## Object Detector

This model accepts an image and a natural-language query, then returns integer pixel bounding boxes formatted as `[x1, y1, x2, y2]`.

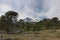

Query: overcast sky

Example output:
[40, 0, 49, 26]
[0, 0, 60, 20]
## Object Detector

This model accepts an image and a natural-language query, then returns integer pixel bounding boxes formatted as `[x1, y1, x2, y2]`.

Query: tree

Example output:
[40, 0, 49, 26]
[18, 19, 24, 30]
[5, 11, 18, 23]
[0, 15, 6, 30]
[51, 17, 58, 23]
[50, 17, 59, 29]
[4, 11, 18, 33]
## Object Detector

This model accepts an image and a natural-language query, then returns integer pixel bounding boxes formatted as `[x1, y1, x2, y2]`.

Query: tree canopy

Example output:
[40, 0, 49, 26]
[0, 11, 60, 33]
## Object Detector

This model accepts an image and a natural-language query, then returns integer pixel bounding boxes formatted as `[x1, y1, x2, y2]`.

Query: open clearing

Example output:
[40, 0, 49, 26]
[0, 29, 60, 40]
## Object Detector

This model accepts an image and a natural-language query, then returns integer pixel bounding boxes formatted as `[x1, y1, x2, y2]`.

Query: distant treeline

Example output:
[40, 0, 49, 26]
[0, 11, 60, 33]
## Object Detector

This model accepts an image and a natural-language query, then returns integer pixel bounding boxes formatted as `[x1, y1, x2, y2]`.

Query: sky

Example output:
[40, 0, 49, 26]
[0, 0, 60, 21]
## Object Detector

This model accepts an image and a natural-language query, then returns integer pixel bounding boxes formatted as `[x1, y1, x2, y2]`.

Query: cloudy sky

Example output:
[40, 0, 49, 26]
[0, 0, 60, 20]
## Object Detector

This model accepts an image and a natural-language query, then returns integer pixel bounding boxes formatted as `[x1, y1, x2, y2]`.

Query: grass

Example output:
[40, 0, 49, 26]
[0, 29, 60, 40]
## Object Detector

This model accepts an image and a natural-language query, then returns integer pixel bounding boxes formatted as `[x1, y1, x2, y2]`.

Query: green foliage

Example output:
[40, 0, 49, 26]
[0, 11, 60, 33]
[0, 11, 18, 33]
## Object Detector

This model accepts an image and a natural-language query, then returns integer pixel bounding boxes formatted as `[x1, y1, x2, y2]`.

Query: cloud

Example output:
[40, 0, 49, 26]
[0, 4, 12, 16]
[44, 0, 60, 19]
[0, 0, 60, 21]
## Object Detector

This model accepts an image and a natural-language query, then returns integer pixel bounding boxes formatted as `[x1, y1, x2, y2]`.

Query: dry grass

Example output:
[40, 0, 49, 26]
[0, 29, 60, 40]
[22, 29, 60, 40]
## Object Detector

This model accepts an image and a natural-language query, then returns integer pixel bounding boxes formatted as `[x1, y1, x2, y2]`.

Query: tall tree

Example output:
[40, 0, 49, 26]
[5, 11, 18, 23]
[4, 11, 18, 33]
